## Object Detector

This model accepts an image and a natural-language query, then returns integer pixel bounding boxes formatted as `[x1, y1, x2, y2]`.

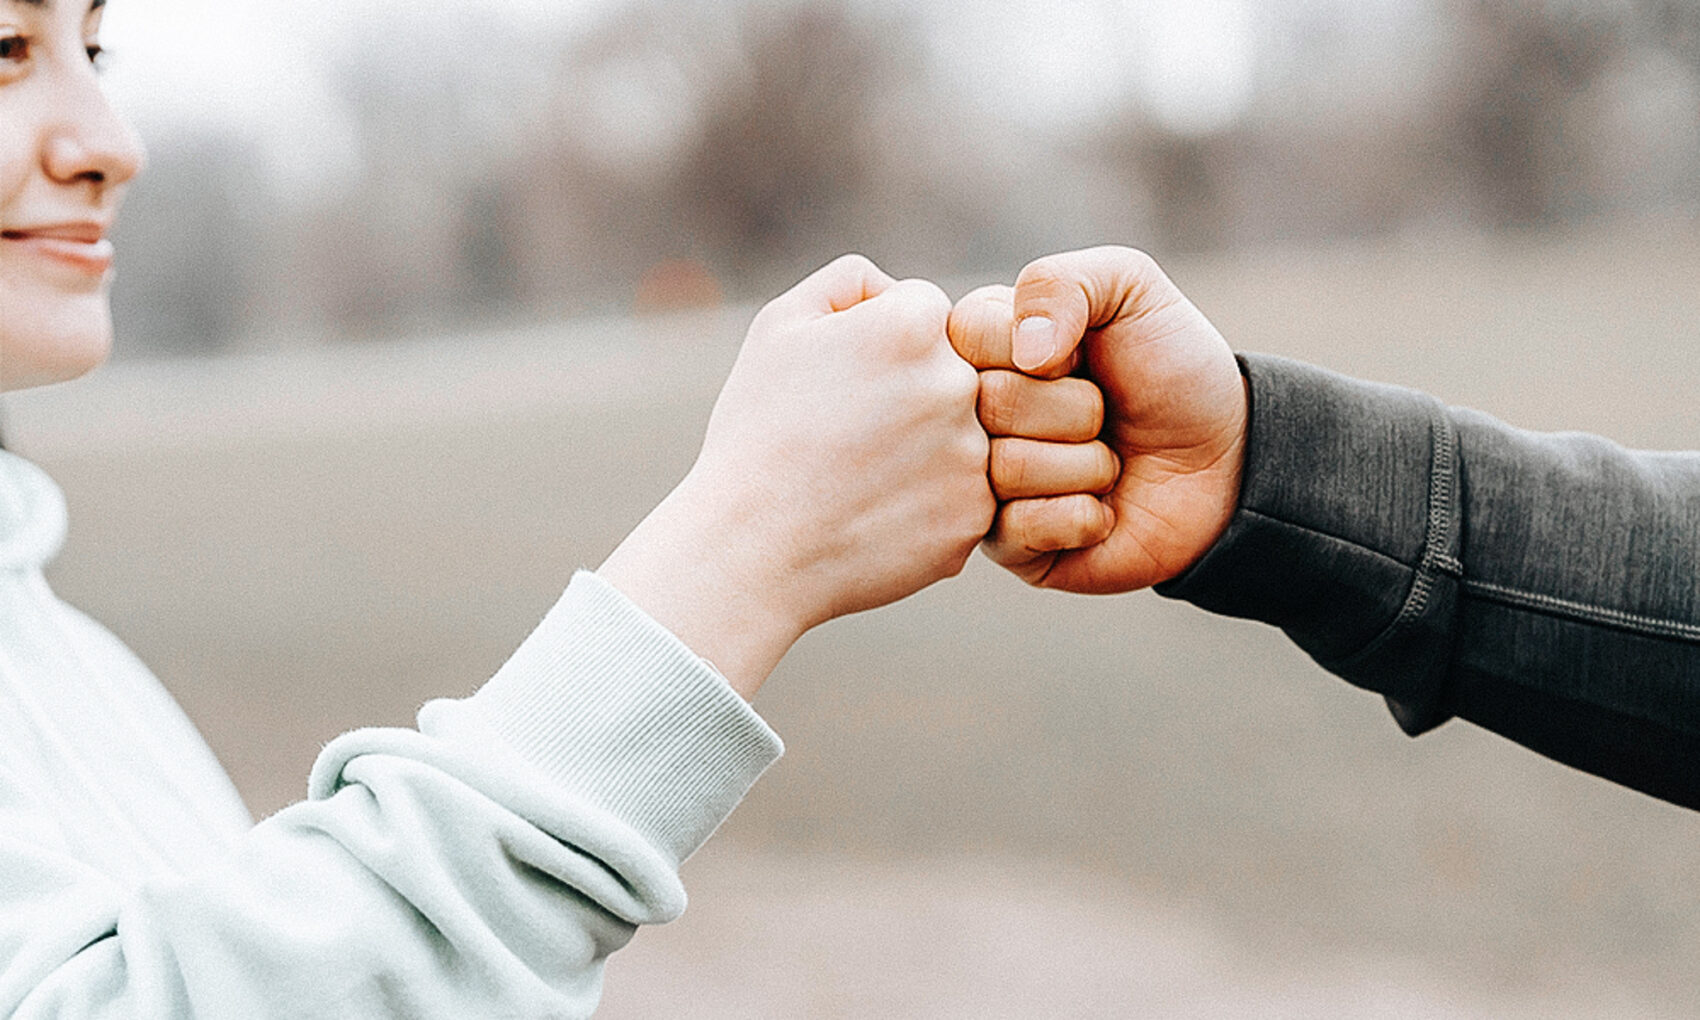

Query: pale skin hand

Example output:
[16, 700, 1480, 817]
[600, 255, 994, 699]
[948, 246, 1249, 593]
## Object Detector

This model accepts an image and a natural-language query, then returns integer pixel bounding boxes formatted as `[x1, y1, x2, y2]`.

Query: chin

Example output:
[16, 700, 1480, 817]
[0, 291, 115, 392]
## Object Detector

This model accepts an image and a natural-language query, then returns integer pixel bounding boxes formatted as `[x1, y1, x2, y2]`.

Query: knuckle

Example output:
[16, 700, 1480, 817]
[947, 298, 1009, 367]
[961, 283, 1013, 305]
[998, 500, 1037, 545]
[831, 252, 878, 277]
[912, 279, 953, 328]
[1092, 442, 1120, 487]
[748, 304, 776, 335]
[947, 328, 985, 367]
[897, 278, 952, 314]
[958, 422, 991, 468]
[945, 352, 981, 401]
[1026, 496, 1088, 551]
[887, 279, 950, 337]
[1057, 377, 1105, 426]
[916, 276, 951, 308]
[749, 294, 788, 332]
[919, 361, 964, 411]
[977, 371, 1019, 434]
[1029, 499, 1069, 548]
[1016, 256, 1068, 293]
[1076, 507, 1102, 544]
[921, 348, 977, 406]
[953, 529, 985, 573]
[1070, 494, 1102, 535]
[972, 503, 995, 534]
[988, 439, 1028, 497]
[1109, 245, 1160, 281]
[1080, 382, 1106, 433]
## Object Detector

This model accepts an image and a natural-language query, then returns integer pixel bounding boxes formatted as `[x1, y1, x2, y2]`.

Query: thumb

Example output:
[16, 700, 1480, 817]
[1010, 246, 1175, 376]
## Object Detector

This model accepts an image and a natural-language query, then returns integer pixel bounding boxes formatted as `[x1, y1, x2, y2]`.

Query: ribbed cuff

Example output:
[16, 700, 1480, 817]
[465, 571, 783, 864]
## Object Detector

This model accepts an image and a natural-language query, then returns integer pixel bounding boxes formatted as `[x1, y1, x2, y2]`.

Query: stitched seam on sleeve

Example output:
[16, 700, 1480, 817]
[1461, 578, 1700, 643]
[1391, 410, 1463, 630]
[1319, 409, 1460, 676]
[1236, 411, 1462, 582]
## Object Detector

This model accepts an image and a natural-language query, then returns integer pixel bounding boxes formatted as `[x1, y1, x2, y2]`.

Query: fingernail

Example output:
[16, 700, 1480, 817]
[1013, 316, 1056, 372]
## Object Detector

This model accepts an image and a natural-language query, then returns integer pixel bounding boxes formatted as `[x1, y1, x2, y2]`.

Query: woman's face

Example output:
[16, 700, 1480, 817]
[0, 0, 142, 392]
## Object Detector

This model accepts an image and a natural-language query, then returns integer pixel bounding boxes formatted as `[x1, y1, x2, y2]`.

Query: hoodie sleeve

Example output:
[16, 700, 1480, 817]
[1, 571, 782, 1018]
[1158, 353, 1700, 808]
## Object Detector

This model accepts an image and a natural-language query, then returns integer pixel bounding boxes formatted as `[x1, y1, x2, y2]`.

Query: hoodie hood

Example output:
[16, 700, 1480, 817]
[0, 451, 67, 572]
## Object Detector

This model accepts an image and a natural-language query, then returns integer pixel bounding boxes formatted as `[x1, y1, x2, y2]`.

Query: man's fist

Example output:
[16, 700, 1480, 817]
[949, 286, 1119, 569]
[949, 246, 1248, 593]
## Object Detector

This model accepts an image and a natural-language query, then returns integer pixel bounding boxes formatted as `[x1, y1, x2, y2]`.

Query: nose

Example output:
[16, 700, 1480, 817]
[42, 75, 146, 192]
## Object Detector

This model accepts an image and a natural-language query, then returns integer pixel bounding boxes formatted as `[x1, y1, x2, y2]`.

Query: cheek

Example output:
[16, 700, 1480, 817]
[0, 95, 27, 211]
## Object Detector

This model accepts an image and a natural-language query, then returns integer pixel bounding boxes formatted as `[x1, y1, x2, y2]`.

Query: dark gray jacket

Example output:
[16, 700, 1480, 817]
[1160, 353, 1700, 809]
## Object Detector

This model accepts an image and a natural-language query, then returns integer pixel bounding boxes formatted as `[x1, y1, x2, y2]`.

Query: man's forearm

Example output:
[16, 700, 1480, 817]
[1159, 353, 1700, 808]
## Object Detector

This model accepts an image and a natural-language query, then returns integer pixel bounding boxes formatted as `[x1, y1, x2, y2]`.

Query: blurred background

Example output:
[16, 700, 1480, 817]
[6, 0, 1700, 1015]
[86, 0, 1700, 352]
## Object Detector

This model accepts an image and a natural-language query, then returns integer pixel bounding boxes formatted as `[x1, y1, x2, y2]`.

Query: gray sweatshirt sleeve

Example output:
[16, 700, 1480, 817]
[1157, 353, 1700, 808]
[2, 571, 782, 1018]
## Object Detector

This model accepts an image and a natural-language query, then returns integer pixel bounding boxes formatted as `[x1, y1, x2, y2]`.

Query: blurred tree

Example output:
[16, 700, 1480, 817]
[1095, 124, 1243, 255]
[109, 129, 258, 356]
[1448, 0, 1629, 227]
[102, 0, 1700, 359]
[302, 13, 525, 336]
[504, 0, 1010, 311]
[675, 2, 910, 282]
[1640, 0, 1700, 69]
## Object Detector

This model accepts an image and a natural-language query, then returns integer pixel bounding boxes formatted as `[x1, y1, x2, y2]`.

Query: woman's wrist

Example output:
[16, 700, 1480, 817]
[596, 475, 812, 700]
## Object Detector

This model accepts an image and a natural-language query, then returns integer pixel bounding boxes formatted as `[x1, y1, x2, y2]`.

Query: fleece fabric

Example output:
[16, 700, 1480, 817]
[0, 449, 781, 1018]
[1160, 353, 1700, 808]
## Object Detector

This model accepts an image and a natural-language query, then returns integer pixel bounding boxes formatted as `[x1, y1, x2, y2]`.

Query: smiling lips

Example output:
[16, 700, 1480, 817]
[1, 223, 115, 275]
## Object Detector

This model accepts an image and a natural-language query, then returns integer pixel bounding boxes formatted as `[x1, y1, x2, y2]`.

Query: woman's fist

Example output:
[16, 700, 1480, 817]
[601, 255, 994, 696]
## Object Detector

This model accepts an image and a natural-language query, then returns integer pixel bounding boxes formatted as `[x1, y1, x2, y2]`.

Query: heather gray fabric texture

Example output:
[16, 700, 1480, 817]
[1159, 353, 1700, 809]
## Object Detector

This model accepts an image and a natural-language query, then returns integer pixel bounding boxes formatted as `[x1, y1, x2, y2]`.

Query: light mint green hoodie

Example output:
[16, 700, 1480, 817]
[0, 450, 782, 1017]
